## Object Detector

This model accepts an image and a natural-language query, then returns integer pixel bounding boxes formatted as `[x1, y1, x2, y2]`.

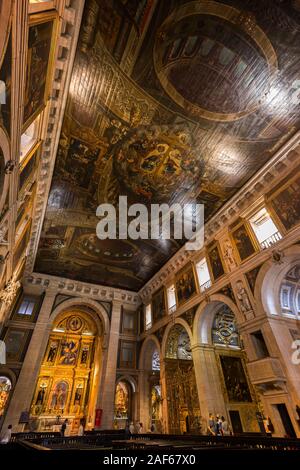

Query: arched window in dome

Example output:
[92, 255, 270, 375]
[152, 350, 160, 371]
[280, 264, 300, 317]
[212, 304, 240, 348]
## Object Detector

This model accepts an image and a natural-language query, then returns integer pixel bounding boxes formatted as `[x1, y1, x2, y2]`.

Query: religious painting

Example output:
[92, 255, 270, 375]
[151, 286, 166, 324]
[59, 339, 78, 365]
[217, 284, 235, 302]
[208, 244, 225, 280]
[13, 221, 31, 271]
[73, 382, 84, 411]
[35, 380, 48, 408]
[3, 327, 31, 362]
[175, 264, 197, 306]
[220, 355, 252, 403]
[80, 344, 89, 364]
[151, 384, 161, 422]
[212, 304, 239, 347]
[63, 137, 99, 190]
[49, 380, 68, 411]
[0, 376, 12, 418]
[269, 174, 300, 231]
[35, 0, 300, 291]
[0, 32, 12, 135]
[231, 224, 256, 262]
[245, 265, 262, 294]
[45, 339, 59, 364]
[23, 13, 56, 130]
[18, 142, 40, 192]
[114, 381, 129, 419]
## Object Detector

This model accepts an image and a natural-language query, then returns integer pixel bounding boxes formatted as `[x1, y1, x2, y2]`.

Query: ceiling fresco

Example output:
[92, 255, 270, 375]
[35, 0, 300, 291]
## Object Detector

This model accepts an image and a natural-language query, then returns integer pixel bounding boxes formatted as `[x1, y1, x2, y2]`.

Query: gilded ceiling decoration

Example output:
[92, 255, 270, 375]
[35, 0, 300, 290]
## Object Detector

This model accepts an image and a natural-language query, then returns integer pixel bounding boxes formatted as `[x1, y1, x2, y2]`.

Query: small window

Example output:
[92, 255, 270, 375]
[14, 295, 39, 321]
[196, 257, 211, 291]
[119, 341, 135, 368]
[18, 298, 35, 316]
[122, 311, 136, 334]
[249, 208, 281, 249]
[20, 115, 40, 162]
[167, 285, 176, 313]
[152, 351, 160, 371]
[145, 304, 152, 330]
[251, 330, 269, 359]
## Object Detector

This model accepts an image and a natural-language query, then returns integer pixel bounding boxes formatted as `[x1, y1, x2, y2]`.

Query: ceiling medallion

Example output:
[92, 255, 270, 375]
[154, 1, 278, 122]
[67, 315, 83, 332]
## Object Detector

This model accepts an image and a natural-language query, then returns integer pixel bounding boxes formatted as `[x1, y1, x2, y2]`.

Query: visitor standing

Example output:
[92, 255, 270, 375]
[0, 424, 12, 444]
[207, 413, 216, 435]
[61, 418, 68, 436]
[78, 422, 84, 436]
[129, 421, 135, 435]
[221, 416, 231, 436]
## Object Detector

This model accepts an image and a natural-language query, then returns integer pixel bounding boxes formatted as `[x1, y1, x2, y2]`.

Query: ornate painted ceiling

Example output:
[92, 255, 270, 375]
[35, 0, 300, 291]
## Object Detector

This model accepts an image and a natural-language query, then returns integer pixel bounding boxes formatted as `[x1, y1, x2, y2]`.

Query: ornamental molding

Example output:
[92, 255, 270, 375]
[0, 272, 21, 307]
[23, 272, 139, 306]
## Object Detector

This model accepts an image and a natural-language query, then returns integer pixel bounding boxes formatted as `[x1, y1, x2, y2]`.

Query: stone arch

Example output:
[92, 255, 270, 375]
[114, 375, 138, 425]
[29, 298, 110, 432]
[49, 297, 110, 346]
[193, 294, 241, 345]
[0, 367, 16, 389]
[139, 335, 161, 370]
[0, 367, 16, 426]
[161, 317, 192, 359]
[116, 374, 138, 393]
[255, 244, 300, 317]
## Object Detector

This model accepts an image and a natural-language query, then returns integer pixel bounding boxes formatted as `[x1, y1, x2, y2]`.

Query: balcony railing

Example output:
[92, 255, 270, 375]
[247, 357, 285, 386]
[168, 304, 176, 314]
[200, 280, 212, 292]
[260, 231, 282, 249]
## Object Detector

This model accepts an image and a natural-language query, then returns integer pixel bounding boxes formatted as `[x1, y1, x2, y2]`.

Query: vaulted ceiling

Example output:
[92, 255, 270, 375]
[35, 0, 300, 291]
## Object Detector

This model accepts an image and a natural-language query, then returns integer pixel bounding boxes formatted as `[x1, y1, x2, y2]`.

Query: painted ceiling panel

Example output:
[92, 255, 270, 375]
[35, 0, 300, 290]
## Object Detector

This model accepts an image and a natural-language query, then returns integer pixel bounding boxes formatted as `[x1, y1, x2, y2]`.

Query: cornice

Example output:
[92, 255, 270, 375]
[23, 272, 140, 306]
[24, 1, 85, 278]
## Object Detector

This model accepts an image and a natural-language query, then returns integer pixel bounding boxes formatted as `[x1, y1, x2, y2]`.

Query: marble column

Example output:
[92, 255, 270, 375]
[192, 344, 226, 420]
[3, 289, 56, 431]
[97, 300, 121, 429]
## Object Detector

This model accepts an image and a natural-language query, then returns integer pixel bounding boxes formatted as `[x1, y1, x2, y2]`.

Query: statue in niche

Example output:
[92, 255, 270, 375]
[223, 239, 237, 270]
[36, 385, 46, 405]
[47, 341, 58, 363]
[177, 333, 192, 360]
[74, 385, 83, 405]
[236, 280, 252, 314]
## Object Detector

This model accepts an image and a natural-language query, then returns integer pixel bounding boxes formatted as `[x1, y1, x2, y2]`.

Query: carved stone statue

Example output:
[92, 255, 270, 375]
[0, 273, 21, 307]
[223, 239, 237, 270]
[0, 229, 8, 245]
[272, 249, 284, 265]
[236, 280, 252, 314]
